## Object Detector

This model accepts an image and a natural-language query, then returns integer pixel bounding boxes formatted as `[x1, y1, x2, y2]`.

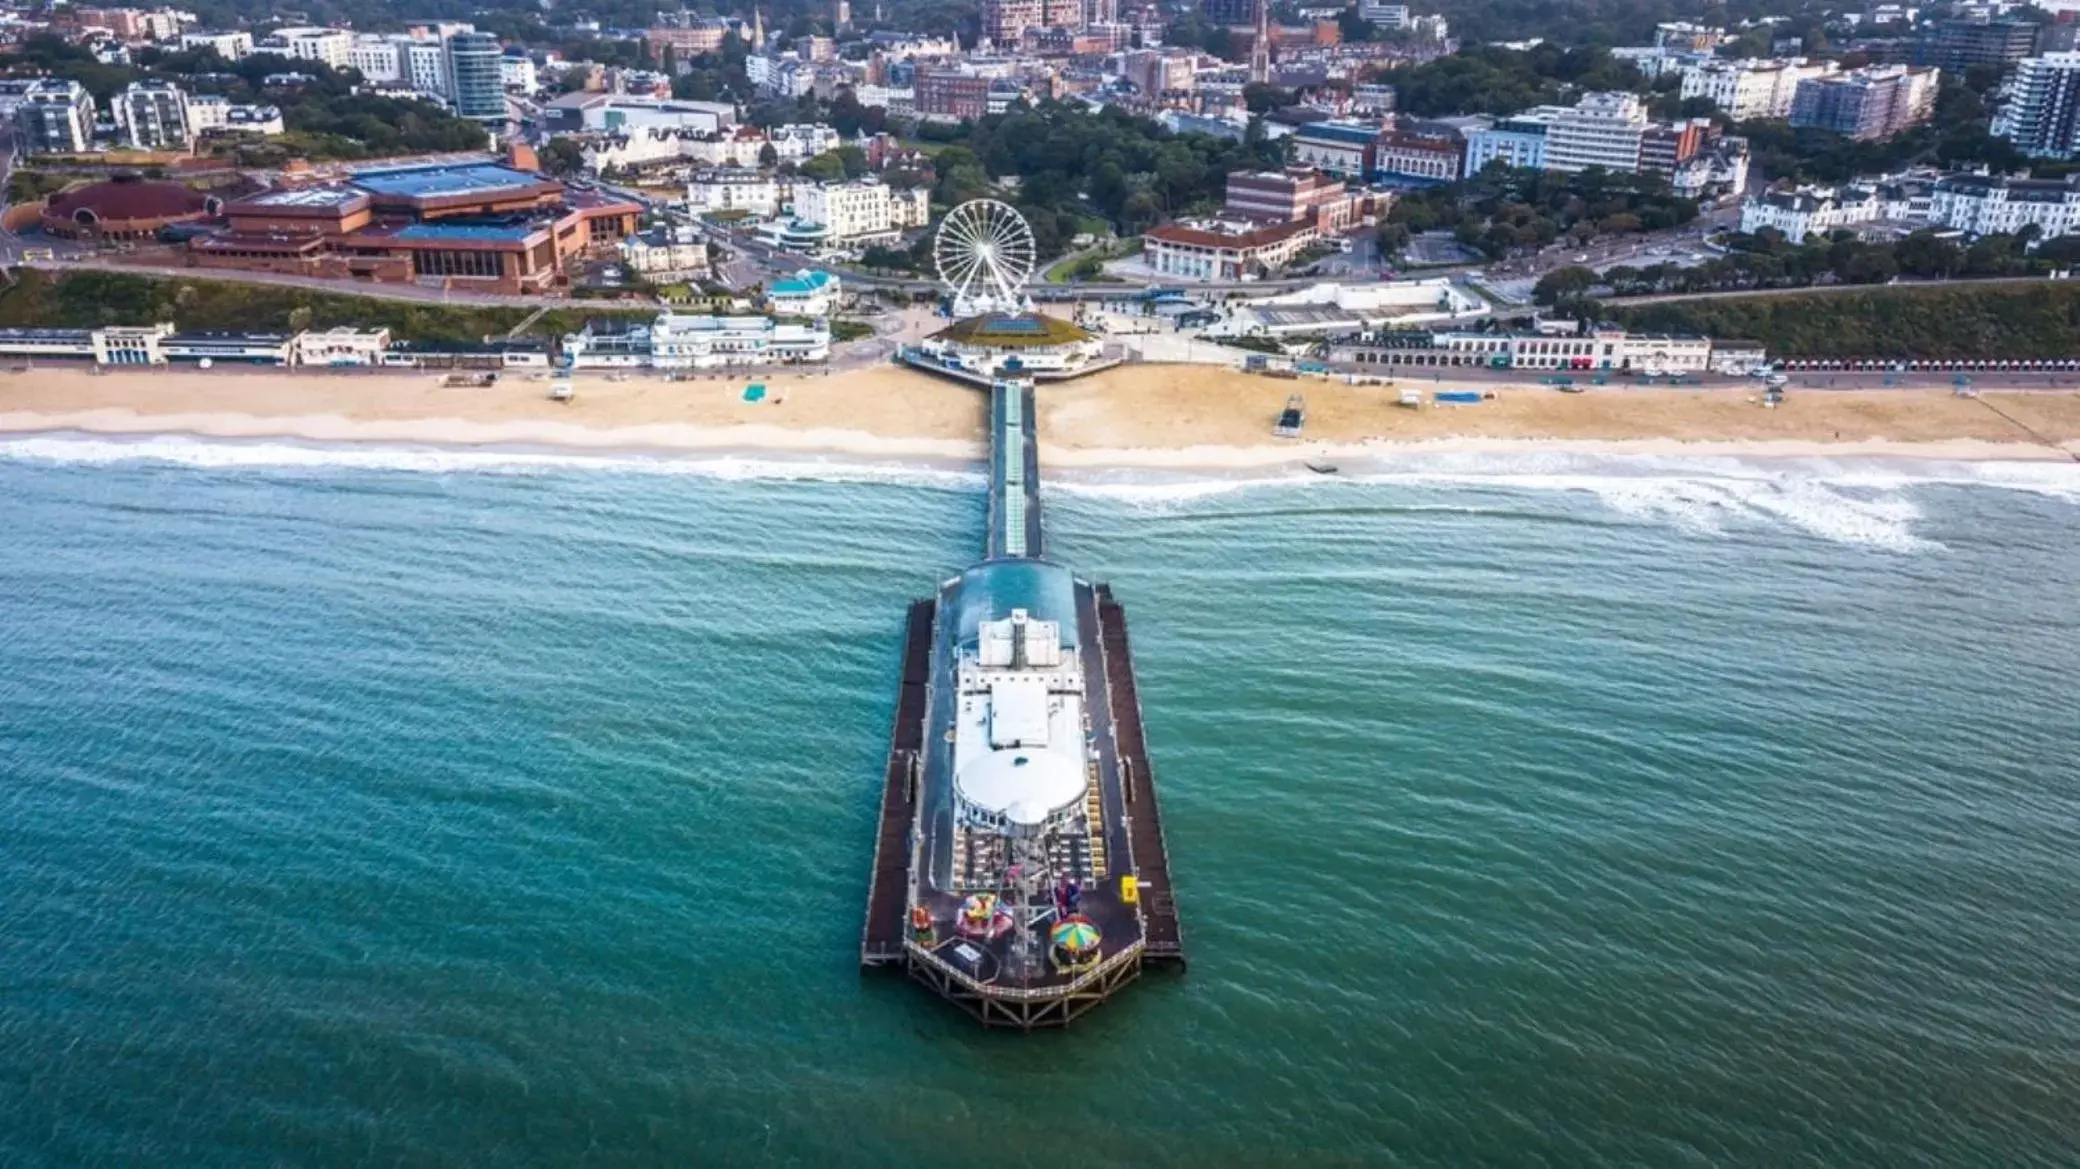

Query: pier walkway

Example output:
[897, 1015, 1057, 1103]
[860, 597, 935, 967]
[985, 380, 1045, 561]
[1097, 584, 1186, 968]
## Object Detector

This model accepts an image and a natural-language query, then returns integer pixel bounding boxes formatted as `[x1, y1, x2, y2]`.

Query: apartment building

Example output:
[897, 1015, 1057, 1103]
[1993, 52, 2080, 158]
[1789, 66, 1939, 141]
[178, 30, 252, 60]
[267, 27, 352, 70]
[1544, 91, 1648, 173]
[16, 80, 97, 155]
[1913, 19, 2039, 72]
[1678, 58, 1837, 121]
[113, 79, 190, 150]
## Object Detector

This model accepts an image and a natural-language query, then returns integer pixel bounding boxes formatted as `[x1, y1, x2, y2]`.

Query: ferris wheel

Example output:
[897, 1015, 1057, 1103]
[934, 199, 1036, 318]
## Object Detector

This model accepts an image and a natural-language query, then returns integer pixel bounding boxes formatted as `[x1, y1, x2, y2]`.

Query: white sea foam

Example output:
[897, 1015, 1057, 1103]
[1052, 450, 2080, 552]
[5, 431, 2075, 551]
[0, 433, 985, 491]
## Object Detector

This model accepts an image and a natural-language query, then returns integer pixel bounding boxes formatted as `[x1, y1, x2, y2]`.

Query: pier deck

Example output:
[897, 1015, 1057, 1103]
[862, 377, 1182, 1025]
[1097, 584, 1186, 969]
[860, 597, 935, 968]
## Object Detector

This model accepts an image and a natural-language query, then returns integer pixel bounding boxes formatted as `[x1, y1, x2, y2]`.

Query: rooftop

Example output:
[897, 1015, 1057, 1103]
[241, 186, 367, 209]
[771, 269, 835, 295]
[349, 163, 552, 201]
[384, 220, 547, 242]
[933, 312, 1092, 349]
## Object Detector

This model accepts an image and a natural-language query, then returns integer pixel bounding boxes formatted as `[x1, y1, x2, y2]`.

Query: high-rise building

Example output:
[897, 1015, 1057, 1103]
[1913, 19, 2039, 73]
[835, 0, 851, 30]
[1678, 58, 1838, 122]
[1994, 51, 2080, 157]
[1201, 0, 1252, 22]
[348, 35, 408, 84]
[178, 30, 253, 61]
[16, 80, 97, 155]
[446, 31, 506, 122]
[114, 79, 192, 150]
[269, 27, 353, 69]
[406, 40, 450, 98]
[1544, 91, 1649, 173]
[981, 0, 1044, 44]
[1789, 65, 1939, 141]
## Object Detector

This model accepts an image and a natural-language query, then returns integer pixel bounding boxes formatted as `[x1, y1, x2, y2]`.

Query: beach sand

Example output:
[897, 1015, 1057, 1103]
[4, 363, 2079, 466]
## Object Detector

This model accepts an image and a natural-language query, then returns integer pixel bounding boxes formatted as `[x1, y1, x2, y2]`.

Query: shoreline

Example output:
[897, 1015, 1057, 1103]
[3, 364, 2079, 472]
[4, 416, 2073, 474]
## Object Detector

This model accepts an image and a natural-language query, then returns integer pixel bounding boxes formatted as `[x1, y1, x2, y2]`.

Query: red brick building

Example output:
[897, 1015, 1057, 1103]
[915, 70, 992, 120]
[190, 162, 640, 295]
[1222, 168, 1361, 235]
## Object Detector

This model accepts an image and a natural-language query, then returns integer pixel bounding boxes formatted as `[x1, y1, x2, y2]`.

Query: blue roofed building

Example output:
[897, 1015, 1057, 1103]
[766, 268, 839, 316]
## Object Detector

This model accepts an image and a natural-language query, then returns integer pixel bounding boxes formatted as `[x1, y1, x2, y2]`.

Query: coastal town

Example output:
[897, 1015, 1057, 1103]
[6, 0, 2080, 1136]
[0, 0, 2077, 445]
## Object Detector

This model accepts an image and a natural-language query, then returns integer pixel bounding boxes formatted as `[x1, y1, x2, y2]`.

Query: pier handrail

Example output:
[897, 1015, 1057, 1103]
[904, 937, 1146, 1002]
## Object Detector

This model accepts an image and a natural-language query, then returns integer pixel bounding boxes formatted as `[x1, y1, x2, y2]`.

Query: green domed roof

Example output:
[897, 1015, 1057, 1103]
[931, 312, 1091, 349]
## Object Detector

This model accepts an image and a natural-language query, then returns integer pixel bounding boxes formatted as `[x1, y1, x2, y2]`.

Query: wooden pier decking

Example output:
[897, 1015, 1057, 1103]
[1096, 584, 1186, 970]
[861, 597, 935, 968]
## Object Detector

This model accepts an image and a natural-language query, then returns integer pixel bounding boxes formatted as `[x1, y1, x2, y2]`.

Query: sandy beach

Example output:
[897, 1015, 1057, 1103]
[4, 363, 2079, 466]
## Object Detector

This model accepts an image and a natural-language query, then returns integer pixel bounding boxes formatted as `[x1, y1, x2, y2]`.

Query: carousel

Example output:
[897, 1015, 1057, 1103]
[1048, 915, 1103, 973]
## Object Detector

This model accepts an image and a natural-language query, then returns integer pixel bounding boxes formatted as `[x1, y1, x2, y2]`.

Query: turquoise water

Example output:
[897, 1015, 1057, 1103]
[4, 437, 2079, 1167]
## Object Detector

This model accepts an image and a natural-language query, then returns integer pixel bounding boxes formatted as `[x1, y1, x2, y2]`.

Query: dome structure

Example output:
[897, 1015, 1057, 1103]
[954, 748, 1087, 837]
[41, 174, 220, 241]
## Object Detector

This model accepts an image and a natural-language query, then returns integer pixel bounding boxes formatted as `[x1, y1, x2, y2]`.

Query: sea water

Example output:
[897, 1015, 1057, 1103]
[2, 436, 2077, 1168]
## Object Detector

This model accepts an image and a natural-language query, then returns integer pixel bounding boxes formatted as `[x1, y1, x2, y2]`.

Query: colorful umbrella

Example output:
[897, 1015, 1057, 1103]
[1050, 918, 1101, 953]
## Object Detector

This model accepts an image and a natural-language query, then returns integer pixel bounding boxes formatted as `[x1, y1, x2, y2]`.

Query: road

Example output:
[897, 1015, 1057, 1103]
[1602, 273, 2073, 307]
[11, 256, 631, 307]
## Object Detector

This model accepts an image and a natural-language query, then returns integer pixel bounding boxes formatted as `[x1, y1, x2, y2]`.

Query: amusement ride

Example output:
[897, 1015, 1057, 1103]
[932, 198, 1037, 319]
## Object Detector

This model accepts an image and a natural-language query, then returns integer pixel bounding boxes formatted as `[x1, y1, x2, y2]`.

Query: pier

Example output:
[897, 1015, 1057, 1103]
[860, 377, 1186, 1028]
[1097, 584, 1185, 969]
[861, 597, 935, 968]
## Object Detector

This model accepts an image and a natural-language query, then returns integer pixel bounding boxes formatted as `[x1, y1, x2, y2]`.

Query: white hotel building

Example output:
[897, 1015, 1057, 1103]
[1542, 92, 1649, 174]
[562, 314, 831, 369]
[790, 179, 930, 244]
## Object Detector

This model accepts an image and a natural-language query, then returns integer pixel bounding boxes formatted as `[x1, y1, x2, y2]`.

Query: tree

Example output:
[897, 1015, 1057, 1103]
[1840, 249, 1898, 285]
[540, 136, 586, 176]
[797, 151, 847, 182]
[758, 143, 779, 168]
[1241, 83, 1291, 114]
[1533, 266, 1598, 305]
